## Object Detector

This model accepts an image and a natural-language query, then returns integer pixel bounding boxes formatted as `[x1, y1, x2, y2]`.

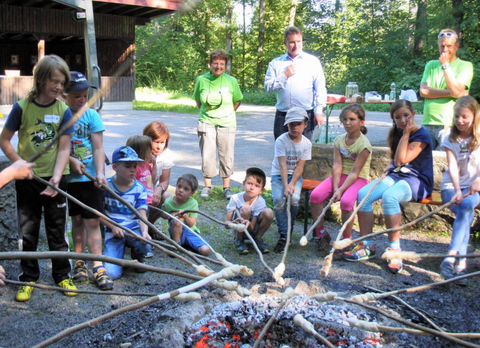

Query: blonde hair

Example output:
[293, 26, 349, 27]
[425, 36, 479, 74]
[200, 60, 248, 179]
[28, 55, 70, 102]
[450, 96, 480, 151]
[126, 135, 152, 161]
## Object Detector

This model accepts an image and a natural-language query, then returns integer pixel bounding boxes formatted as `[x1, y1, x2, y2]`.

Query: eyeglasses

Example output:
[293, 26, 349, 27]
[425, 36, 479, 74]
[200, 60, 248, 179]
[438, 31, 457, 39]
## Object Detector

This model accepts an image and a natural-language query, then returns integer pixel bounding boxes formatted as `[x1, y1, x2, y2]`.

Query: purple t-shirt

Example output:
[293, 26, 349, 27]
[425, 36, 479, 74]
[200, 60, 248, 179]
[387, 126, 433, 201]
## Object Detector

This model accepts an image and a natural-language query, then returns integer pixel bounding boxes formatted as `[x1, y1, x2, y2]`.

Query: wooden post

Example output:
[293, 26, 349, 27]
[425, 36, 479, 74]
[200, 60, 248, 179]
[37, 40, 45, 61]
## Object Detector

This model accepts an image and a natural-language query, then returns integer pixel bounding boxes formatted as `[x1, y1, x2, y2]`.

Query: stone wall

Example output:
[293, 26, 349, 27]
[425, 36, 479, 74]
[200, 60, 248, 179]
[301, 144, 460, 233]
[304, 143, 448, 190]
[0, 157, 19, 251]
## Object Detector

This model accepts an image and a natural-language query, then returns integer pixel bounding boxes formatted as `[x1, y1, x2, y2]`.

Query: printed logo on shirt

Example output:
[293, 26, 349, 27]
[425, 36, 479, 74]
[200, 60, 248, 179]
[339, 146, 357, 161]
[30, 120, 56, 147]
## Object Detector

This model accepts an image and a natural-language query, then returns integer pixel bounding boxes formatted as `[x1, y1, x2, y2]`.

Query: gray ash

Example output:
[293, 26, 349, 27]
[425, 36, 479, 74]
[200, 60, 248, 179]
[185, 295, 382, 347]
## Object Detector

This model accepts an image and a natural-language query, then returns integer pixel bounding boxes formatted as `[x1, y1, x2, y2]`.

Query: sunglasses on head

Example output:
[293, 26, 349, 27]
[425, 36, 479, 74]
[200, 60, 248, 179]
[438, 31, 457, 39]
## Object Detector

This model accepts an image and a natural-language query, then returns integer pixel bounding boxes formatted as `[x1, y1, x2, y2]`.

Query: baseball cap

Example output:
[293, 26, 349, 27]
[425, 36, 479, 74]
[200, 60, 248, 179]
[65, 71, 95, 93]
[284, 107, 308, 125]
[112, 146, 143, 163]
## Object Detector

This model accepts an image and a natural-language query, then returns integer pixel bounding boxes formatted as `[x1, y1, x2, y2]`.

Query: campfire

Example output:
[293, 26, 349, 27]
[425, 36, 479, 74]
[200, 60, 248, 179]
[185, 294, 382, 347]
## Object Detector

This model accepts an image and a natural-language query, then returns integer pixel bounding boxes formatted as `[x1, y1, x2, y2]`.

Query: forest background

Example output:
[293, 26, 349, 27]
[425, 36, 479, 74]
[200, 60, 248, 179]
[134, 0, 480, 105]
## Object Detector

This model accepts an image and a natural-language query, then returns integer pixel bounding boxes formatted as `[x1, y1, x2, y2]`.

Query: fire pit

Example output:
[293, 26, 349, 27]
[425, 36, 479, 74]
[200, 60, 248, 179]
[185, 294, 382, 347]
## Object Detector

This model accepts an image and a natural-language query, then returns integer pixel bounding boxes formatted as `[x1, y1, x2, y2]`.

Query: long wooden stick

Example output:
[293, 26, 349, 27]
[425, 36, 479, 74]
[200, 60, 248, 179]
[253, 288, 295, 348]
[300, 197, 334, 246]
[350, 270, 480, 303]
[33, 175, 199, 268]
[341, 297, 480, 348]
[381, 250, 480, 262]
[3, 279, 156, 297]
[82, 171, 203, 265]
[363, 285, 444, 332]
[33, 265, 243, 348]
[347, 317, 480, 339]
[320, 172, 388, 277]
[0, 251, 201, 280]
[273, 195, 292, 282]
[28, 58, 132, 163]
[333, 191, 471, 251]
[294, 314, 335, 348]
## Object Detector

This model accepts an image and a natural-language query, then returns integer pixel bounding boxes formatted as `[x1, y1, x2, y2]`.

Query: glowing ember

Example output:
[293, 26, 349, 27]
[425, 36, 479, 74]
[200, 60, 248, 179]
[185, 295, 382, 347]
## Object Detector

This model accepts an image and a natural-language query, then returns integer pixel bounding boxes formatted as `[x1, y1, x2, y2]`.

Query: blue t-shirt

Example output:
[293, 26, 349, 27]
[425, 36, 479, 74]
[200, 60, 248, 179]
[68, 108, 105, 183]
[387, 126, 433, 201]
[104, 177, 148, 236]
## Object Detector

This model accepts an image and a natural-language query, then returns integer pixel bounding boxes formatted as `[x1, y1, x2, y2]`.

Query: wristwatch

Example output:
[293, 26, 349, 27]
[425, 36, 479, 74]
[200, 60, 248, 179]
[441, 64, 450, 70]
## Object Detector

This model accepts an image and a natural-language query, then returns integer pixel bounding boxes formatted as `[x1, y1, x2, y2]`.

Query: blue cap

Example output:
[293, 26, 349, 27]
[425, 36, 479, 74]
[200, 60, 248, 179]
[112, 146, 143, 163]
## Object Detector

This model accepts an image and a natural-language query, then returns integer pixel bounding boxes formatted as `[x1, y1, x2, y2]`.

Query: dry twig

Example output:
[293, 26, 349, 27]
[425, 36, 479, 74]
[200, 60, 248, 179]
[333, 191, 470, 251]
[33, 265, 244, 348]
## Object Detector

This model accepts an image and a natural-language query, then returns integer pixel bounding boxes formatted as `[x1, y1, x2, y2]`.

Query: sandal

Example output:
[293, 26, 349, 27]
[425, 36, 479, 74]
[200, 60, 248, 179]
[386, 248, 403, 274]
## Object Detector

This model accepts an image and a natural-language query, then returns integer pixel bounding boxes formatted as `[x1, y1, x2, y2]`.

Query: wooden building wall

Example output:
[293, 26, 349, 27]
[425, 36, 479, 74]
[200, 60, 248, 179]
[0, 3, 137, 103]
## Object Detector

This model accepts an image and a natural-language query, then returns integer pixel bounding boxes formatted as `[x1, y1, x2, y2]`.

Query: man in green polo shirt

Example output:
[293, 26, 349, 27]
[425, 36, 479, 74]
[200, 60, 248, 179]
[420, 28, 473, 149]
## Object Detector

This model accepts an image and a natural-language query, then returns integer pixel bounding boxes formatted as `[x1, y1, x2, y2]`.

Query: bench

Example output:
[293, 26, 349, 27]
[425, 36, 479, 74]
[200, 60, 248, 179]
[301, 179, 446, 235]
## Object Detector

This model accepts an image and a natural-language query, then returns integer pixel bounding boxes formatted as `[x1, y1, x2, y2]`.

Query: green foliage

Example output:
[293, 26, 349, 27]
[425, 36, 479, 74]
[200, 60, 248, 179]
[135, 0, 480, 101]
[241, 88, 276, 105]
[132, 100, 198, 114]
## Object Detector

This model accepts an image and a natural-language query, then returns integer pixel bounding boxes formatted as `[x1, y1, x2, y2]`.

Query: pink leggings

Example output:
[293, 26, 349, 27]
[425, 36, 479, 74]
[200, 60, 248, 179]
[309, 174, 369, 211]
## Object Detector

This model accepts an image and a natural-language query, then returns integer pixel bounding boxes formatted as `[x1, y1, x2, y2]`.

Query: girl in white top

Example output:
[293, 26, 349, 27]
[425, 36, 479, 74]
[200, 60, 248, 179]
[440, 95, 480, 281]
[143, 121, 174, 235]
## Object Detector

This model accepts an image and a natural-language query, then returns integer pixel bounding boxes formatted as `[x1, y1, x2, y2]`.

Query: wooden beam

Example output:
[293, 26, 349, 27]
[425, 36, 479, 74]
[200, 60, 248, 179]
[93, 0, 183, 11]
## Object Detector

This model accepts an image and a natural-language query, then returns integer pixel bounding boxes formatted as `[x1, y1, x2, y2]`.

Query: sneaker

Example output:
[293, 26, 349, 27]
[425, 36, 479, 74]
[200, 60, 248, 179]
[93, 266, 114, 291]
[254, 238, 270, 254]
[133, 255, 147, 273]
[145, 251, 154, 258]
[57, 278, 78, 297]
[15, 282, 35, 302]
[274, 237, 287, 253]
[200, 186, 211, 198]
[386, 248, 403, 274]
[316, 232, 331, 252]
[235, 239, 249, 255]
[454, 267, 468, 286]
[314, 228, 326, 240]
[343, 242, 375, 261]
[223, 187, 233, 199]
[72, 260, 89, 284]
[440, 260, 455, 280]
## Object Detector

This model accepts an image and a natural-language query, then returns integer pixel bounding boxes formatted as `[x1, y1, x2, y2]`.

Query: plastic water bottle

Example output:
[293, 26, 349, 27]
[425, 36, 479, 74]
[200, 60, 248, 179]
[390, 82, 396, 101]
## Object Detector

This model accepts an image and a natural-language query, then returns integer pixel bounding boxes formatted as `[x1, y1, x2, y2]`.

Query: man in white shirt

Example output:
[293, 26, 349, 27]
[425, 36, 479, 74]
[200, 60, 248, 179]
[265, 26, 327, 140]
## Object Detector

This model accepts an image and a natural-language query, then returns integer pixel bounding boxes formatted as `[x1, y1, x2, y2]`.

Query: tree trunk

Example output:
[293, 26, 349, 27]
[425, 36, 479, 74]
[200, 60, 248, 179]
[288, 0, 298, 26]
[255, 0, 266, 87]
[241, 0, 246, 88]
[413, 0, 426, 57]
[225, 0, 233, 74]
[451, 0, 463, 37]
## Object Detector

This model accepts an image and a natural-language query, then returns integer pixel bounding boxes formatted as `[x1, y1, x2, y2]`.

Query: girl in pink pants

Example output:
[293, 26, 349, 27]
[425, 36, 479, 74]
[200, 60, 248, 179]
[309, 104, 372, 251]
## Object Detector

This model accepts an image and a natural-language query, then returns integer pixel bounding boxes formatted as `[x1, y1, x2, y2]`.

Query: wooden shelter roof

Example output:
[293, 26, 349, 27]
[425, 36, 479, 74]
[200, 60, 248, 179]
[1, 0, 183, 23]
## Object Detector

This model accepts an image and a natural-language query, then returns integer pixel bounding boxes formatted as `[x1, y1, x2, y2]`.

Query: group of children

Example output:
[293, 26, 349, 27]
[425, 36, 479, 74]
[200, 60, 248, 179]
[0, 55, 213, 302]
[304, 96, 480, 280]
[1, 54, 477, 302]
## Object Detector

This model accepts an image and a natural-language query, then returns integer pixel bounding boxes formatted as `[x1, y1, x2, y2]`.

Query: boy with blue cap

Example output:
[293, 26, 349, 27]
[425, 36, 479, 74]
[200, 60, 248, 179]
[102, 146, 151, 280]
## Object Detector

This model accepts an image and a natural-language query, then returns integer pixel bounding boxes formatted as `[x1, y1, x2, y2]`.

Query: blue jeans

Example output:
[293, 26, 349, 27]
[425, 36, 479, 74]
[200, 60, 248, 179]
[271, 174, 303, 237]
[103, 231, 149, 280]
[358, 176, 412, 215]
[441, 188, 479, 261]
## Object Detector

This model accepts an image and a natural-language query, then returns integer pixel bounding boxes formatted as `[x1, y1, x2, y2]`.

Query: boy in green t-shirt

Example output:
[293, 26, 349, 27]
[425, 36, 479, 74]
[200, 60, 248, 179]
[161, 174, 211, 256]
